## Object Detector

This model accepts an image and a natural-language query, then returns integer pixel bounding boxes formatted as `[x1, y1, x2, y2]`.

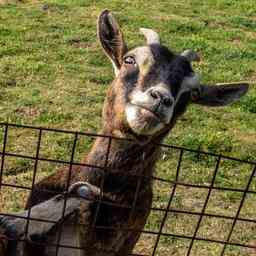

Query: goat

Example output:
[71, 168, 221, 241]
[1, 9, 249, 256]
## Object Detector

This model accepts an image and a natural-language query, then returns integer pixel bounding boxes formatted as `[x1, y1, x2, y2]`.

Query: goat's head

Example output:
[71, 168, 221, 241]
[98, 10, 248, 142]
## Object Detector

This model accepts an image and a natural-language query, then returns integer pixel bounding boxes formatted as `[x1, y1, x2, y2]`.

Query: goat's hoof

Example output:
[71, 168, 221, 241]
[68, 182, 100, 200]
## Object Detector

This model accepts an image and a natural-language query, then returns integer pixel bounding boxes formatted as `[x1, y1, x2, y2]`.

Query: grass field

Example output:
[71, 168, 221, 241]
[0, 0, 256, 255]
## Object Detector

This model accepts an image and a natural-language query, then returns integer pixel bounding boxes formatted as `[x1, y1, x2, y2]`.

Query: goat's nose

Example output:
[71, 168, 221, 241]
[149, 89, 173, 107]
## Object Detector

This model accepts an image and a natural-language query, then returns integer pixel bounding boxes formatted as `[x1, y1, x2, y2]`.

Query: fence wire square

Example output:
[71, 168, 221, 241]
[0, 122, 256, 256]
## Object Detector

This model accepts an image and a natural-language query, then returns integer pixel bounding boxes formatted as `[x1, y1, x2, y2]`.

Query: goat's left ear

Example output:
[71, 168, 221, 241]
[97, 10, 128, 76]
[191, 83, 249, 106]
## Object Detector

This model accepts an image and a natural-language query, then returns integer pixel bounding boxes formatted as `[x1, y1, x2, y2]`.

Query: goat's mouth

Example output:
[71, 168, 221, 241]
[125, 103, 166, 136]
[133, 104, 164, 123]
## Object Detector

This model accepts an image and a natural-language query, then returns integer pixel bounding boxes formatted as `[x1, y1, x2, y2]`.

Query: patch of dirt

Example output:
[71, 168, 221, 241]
[67, 38, 96, 49]
[229, 38, 242, 46]
[206, 21, 227, 29]
[246, 240, 256, 256]
[0, 0, 26, 4]
[233, 130, 256, 145]
[0, 0, 10, 4]
[15, 107, 41, 118]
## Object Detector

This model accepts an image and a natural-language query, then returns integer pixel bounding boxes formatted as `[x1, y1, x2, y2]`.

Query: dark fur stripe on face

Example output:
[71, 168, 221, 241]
[148, 44, 194, 122]
[167, 56, 193, 98]
[149, 44, 193, 98]
[122, 68, 139, 96]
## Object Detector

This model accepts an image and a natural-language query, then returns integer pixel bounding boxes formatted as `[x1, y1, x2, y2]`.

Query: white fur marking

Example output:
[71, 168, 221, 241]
[125, 104, 164, 135]
[110, 59, 120, 76]
[175, 73, 200, 103]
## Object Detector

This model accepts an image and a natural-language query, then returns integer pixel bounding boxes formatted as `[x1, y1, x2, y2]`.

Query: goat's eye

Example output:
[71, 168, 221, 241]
[124, 56, 136, 66]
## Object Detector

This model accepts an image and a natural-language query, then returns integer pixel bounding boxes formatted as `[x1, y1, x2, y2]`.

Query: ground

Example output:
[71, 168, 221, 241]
[0, 0, 255, 255]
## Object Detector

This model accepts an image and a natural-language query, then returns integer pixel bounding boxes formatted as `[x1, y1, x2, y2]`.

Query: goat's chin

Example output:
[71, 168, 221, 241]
[125, 104, 165, 137]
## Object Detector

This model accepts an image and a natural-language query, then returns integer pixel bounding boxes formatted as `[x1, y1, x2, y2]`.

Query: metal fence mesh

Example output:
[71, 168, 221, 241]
[0, 122, 255, 256]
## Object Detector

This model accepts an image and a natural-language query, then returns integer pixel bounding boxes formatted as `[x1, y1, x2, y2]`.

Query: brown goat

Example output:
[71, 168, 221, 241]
[0, 10, 249, 256]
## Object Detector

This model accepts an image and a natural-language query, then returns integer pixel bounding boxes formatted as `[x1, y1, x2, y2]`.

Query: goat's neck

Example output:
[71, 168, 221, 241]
[83, 131, 161, 192]
[87, 135, 160, 173]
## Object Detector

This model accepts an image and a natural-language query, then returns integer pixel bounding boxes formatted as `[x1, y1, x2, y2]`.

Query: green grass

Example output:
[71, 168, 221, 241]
[0, 0, 256, 255]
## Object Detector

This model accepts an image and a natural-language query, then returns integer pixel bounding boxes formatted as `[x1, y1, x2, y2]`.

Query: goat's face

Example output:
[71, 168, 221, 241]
[121, 44, 195, 137]
[98, 10, 248, 142]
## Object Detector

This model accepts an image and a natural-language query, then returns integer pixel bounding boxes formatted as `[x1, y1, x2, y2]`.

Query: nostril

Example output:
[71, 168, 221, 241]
[150, 90, 172, 106]
[163, 97, 172, 107]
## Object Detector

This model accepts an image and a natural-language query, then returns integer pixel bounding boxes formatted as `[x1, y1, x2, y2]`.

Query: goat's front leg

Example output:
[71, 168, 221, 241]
[0, 182, 100, 256]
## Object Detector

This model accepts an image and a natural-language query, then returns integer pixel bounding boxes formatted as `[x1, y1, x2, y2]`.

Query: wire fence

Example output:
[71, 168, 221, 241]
[0, 122, 255, 256]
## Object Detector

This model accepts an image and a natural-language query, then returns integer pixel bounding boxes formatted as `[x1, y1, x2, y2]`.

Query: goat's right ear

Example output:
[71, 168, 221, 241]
[191, 83, 249, 106]
[97, 10, 128, 76]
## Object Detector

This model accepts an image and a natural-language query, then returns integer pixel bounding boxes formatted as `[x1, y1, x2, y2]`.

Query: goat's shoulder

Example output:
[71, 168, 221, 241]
[25, 164, 89, 208]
